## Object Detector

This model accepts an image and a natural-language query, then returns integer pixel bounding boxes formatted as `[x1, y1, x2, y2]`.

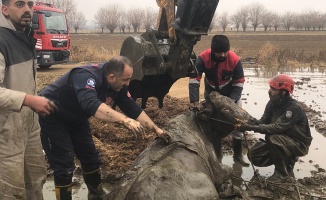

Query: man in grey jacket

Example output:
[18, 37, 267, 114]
[0, 0, 57, 199]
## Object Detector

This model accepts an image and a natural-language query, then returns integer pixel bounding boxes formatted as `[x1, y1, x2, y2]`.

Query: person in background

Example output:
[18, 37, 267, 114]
[0, 0, 57, 199]
[39, 56, 165, 199]
[237, 74, 312, 182]
[189, 34, 249, 166]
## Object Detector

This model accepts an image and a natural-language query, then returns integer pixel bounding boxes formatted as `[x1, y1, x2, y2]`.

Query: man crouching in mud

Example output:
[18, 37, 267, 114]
[236, 74, 312, 182]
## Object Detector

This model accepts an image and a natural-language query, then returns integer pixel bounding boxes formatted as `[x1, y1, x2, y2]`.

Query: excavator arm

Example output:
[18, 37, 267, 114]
[120, 0, 219, 108]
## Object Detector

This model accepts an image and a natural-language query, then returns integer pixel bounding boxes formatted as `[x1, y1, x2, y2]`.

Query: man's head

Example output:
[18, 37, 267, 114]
[2, 0, 34, 31]
[211, 35, 230, 62]
[103, 56, 133, 92]
[268, 74, 294, 102]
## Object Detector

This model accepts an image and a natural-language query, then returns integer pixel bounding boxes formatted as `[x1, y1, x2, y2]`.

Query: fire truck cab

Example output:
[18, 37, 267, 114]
[31, 2, 70, 69]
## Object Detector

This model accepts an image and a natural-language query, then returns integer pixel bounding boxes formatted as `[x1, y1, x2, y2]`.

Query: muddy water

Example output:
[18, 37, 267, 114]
[227, 69, 326, 182]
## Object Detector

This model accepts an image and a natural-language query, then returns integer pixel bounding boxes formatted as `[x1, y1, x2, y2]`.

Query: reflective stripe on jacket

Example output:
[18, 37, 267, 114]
[189, 49, 245, 103]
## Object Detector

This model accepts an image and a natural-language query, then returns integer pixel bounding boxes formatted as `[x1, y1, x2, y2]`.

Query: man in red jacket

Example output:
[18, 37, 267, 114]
[189, 35, 249, 166]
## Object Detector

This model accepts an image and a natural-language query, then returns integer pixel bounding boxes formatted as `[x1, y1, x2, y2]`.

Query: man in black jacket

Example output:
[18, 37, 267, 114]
[39, 56, 164, 199]
[238, 74, 312, 182]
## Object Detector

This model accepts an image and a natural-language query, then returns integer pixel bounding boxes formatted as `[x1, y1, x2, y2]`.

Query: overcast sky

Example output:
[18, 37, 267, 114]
[77, 0, 325, 20]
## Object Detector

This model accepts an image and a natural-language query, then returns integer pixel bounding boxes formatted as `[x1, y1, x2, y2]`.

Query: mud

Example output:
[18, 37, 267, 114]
[41, 67, 326, 199]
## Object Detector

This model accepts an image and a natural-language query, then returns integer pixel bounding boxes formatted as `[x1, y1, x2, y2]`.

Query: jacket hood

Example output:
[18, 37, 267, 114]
[0, 12, 16, 30]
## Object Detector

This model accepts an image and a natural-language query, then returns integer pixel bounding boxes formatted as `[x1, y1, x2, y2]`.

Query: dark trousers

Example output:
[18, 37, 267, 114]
[39, 115, 100, 185]
[248, 134, 306, 167]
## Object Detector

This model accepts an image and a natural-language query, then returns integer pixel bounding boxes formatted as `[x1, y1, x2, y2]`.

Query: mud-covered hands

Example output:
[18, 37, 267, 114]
[189, 101, 203, 111]
[234, 118, 254, 132]
[155, 128, 171, 143]
[122, 117, 145, 140]
[23, 94, 58, 116]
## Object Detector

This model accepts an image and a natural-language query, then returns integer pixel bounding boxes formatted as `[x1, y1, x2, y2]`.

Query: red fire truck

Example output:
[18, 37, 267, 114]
[31, 2, 70, 69]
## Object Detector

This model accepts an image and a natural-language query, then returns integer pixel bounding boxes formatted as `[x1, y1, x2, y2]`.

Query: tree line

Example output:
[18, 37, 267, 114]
[43, 0, 326, 33]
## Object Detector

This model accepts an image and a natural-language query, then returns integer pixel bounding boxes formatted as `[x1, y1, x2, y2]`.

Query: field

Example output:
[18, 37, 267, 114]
[68, 31, 326, 63]
[39, 32, 326, 199]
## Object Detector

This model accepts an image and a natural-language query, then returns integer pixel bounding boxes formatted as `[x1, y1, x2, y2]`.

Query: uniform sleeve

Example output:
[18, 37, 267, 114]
[71, 70, 102, 116]
[0, 52, 26, 113]
[115, 86, 142, 119]
[253, 105, 298, 135]
[189, 56, 205, 103]
[259, 101, 273, 124]
[229, 60, 244, 102]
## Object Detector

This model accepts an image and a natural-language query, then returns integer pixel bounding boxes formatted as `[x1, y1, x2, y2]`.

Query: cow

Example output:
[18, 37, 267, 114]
[105, 92, 254, 200]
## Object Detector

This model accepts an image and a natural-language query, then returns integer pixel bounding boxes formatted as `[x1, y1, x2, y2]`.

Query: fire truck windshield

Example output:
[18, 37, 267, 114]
[43, 11, 68, 34]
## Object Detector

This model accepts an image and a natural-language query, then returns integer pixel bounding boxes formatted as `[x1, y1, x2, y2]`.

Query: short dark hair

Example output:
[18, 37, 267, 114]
[103, 56, 133, 76]
[2, 0, 10, 5]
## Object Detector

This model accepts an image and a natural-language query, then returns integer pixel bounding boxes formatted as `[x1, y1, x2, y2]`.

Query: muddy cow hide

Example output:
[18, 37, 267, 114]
[105, 111, 233, 200]
[105, 91, 254, 200]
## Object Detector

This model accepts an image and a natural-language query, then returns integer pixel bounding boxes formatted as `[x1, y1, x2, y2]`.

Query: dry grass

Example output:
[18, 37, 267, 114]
[69, 32, 326, 74]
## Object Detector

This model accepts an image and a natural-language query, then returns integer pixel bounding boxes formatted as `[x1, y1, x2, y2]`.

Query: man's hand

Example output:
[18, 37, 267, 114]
[122, 117, 145, 140]
[155, 128, 170, 143]
[23, 94, 58, 116]
[234, 118, 254, 132]
[190, 101, 203, 111]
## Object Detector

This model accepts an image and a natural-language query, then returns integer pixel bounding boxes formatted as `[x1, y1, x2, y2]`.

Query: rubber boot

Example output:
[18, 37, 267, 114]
[233, 139, 250, 166]
[83, 169, 105, 200]
[267, 158, 290, 182]
[55, 183, 72, 200]
[286, 156, 298, 178]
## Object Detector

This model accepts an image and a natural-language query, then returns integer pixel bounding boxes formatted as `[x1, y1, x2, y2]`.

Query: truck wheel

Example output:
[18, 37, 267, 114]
[39, 65, 52, 69]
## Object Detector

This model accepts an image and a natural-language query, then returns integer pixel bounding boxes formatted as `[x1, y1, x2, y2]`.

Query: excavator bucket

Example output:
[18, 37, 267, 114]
[120, 0, 219, 108]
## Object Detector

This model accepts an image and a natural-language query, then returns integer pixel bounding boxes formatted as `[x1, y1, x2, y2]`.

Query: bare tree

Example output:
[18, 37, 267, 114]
[239, 6, 250, 31]
[301, 11, 314, 31]
[217, 12, 229, 32]
[271, 13, 281, 31]
[261, 11, 274, 31]
[42, 0, 76, 17]
[118, 10, 127, 34]
[281, 12, 295, 31]
[129, 8, 144, 33]
[307, 11, 321, 31]
[317, 13, 326, 30]
[94, 8, 106, 33]
[143, 7, 157, 30]
[70, 11, 86, 33]
[103, 4, 122, 34]
[292, 13, 303, 31]
[248, 2, 266, 31]
[231, 10, 242, 31]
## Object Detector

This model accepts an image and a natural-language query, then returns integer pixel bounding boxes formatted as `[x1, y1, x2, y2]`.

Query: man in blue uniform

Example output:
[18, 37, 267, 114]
[238, 74, 312, 182]
[39, 56, 164, 199]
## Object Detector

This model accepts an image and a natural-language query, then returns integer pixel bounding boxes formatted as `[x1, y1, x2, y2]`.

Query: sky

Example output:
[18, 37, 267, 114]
[77, 0, 326, 20]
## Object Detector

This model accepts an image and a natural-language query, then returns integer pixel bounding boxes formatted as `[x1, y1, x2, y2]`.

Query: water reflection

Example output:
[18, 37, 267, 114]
[235, 70, 326, 182]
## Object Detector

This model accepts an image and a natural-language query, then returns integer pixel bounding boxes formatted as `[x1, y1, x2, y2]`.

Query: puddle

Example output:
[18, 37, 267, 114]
[232, 69, 326, 183]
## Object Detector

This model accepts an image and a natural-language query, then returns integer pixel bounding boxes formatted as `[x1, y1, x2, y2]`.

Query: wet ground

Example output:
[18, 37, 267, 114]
[42, 68, 326, 199]
[237, 69, 326, 181]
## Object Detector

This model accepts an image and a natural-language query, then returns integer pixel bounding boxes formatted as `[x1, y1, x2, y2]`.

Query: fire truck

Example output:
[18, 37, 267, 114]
[31, 2, 70, 69]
